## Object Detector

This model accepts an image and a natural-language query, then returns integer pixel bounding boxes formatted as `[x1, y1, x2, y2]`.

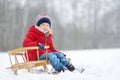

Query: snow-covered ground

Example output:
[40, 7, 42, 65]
[0, 48, 120, 80]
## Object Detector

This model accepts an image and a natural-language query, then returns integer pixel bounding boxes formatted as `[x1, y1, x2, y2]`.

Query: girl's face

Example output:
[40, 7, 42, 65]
[39, 23, 50, 33]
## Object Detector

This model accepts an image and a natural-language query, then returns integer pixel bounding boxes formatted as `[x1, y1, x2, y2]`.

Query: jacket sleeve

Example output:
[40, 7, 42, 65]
[23, 32, 38, 47]
[48, 35, 56, 51]
[48, 35, 66, 56]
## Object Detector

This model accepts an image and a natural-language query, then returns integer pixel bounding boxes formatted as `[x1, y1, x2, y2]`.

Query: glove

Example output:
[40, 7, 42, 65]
[38, 43, 44, 50]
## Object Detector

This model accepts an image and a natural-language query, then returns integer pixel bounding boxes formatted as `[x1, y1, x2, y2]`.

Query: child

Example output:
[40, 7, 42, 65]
[23, 13, 75, 73]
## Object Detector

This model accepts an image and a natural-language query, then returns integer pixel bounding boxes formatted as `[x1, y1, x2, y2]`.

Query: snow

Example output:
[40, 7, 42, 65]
[0, 48, 120, 80]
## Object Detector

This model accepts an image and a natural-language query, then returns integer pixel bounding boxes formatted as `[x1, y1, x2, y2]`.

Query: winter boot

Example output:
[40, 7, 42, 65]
[66, 64, 75, 71]
[51, 71, 60, 75]
[52, 68, 65, 75]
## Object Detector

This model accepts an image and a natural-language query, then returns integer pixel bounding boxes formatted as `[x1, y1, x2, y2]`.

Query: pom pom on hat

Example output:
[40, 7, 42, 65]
[35, 13, 51, 27]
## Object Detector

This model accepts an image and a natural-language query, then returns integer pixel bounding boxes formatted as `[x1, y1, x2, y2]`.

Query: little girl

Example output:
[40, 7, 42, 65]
[23, 13, 75, 73]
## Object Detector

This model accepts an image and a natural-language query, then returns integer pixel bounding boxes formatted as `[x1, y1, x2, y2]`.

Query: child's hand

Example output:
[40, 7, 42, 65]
[44, 28, 51, 34]
[38, 43, 44, 50]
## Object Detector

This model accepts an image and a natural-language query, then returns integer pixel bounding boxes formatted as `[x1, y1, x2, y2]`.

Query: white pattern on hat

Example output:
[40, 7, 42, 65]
[35, 13, 51, 25]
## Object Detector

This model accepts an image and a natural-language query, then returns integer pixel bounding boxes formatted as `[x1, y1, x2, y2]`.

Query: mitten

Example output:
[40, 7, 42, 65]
[38, 43, 44, 50]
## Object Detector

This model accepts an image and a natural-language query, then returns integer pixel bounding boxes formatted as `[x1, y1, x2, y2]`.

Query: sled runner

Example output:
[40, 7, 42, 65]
[7, 46, 70, 75]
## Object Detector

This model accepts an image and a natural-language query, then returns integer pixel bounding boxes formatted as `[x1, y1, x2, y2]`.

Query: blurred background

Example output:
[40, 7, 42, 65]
[0, 0, 120, 51]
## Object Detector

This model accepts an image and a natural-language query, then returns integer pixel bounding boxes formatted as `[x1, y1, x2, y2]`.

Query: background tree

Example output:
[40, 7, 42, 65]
[0, 0, 120, 51]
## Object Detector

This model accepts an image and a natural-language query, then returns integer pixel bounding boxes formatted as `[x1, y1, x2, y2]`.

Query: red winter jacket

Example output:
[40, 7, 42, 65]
[23, 25, 61, 61]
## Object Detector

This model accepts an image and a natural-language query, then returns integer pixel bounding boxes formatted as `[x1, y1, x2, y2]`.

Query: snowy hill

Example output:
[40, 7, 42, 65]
[0, 49, 120, 80]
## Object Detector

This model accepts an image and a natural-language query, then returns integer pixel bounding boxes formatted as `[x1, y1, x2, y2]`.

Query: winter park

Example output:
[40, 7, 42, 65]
[1, 0, 120, 80]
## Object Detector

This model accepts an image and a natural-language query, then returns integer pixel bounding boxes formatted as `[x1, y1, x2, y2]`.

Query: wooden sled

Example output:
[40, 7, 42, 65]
[7, 46, 50, 75]
[7, 46, 70, 75]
